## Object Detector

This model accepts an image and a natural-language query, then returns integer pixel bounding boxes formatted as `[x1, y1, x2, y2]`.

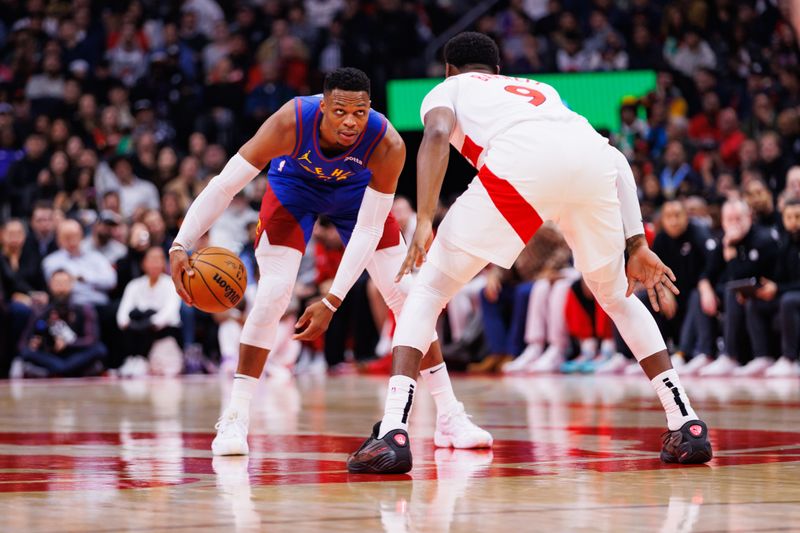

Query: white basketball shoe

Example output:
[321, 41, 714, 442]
[434, 403, 493, 449]
[212, 410, 250, 456]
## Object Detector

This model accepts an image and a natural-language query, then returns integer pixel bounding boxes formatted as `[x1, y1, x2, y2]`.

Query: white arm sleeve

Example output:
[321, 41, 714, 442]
[174, 153, 261, 250]
[329, 187, 395, 301]
[611, 146, 645, 240]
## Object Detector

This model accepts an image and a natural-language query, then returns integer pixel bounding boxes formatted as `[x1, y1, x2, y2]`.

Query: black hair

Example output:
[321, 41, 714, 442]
[784, 198, 800, 209]
[323, 67, 370, 96]
[444, 32, 500, 70]
[51, 268, 73, 279]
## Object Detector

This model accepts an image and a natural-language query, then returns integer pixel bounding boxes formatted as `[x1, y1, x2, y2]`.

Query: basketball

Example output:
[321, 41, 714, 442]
[182, 247, 247, 313]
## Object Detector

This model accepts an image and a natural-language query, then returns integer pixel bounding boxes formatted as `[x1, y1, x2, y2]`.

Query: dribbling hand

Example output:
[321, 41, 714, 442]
[625, 243, 679, 313]
[396, 220, 434, 282]
[169, 247, 195, 306]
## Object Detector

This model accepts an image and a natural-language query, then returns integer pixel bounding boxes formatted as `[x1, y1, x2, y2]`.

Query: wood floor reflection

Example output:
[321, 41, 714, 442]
[1, 374, 798, 532]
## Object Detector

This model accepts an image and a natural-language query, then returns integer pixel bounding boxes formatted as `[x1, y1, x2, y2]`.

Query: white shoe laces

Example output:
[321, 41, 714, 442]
[441, 404, 481, 433]
[215, 412, 247, 437]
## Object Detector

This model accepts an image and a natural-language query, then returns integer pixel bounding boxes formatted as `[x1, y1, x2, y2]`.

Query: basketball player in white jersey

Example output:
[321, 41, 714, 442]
[345, 32, 713, 473]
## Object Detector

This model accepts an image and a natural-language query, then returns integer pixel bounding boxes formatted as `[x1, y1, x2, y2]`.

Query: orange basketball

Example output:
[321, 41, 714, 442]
[182, 247, 247, 313]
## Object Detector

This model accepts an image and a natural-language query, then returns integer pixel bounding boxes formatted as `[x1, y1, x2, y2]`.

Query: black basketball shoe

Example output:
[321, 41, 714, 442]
[660, 420, 713, 464]
[347, 421, 413, 474]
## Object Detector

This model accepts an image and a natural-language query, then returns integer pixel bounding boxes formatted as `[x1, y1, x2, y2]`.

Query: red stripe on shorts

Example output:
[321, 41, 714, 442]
[255, 183, 306, 253]
[461, 135, 482, 167]
[477, 165, 543, 243]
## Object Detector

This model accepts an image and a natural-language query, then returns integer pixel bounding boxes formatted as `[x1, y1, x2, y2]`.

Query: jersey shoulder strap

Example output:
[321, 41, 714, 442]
[359, 109, 388, 165]
[290, 96, 322, 158]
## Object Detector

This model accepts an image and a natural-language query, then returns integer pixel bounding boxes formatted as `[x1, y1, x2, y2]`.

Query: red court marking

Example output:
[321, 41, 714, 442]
[0, 427, 798, 492]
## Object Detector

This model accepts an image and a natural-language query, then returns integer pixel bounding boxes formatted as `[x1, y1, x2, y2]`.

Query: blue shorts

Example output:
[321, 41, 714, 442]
[254, 172, 401, 252]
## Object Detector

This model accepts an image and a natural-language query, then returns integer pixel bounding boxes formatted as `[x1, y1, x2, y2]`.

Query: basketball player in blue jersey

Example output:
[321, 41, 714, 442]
[169, 68, 493, 456]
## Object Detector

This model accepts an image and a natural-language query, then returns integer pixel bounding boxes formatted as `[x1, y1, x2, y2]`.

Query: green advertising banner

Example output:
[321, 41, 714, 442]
[387, 70, 657, 132]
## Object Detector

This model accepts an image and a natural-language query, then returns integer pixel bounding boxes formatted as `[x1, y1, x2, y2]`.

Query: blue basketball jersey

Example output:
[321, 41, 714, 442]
[256, 96, 392, 250]
[268, 96, 388, 186]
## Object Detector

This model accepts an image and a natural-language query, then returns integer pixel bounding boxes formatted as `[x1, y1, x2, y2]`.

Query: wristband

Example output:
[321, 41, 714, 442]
[169, 244, 186, 254]
[320, 297, 338, 313]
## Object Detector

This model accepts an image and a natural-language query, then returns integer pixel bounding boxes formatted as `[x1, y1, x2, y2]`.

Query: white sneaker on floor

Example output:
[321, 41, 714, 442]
[502, 344, 542, 373]
[265, 362, 293, 381]
[212, 410, 250, 456]
[670, 353, 686, 370]
[595, 353, 631, 375]
[434, 403, 493, 449]
[764, 357, 800, 378]
[698, 355, 739, 376]
[679, 354, 712, 376]
[624, 359, 644, 375]
[732, 356, 773, 377]
[9, 358, 24, 379]
[525, 345, 564, 373]
[308, 352, 327, 375]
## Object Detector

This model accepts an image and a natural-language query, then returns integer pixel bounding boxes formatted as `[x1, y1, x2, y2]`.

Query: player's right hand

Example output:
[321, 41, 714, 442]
[396, 220, 434, 282]
[625, 245, 678, 313]
[169, 248, 195, 305]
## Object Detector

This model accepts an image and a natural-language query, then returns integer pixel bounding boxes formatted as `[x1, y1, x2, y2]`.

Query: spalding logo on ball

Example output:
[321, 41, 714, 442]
[182, 247, 247, 313]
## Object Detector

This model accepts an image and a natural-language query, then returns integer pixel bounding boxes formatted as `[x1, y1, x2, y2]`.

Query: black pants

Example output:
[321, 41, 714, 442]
[122, 326, 182, 359]
[21, 344, 107, 377]
[722, 288, 752, 364]
[679, 289, 717, 358]
[324, 275, 378, 366]
[745, 291, 800, 361]
[96, 301, 123, 368]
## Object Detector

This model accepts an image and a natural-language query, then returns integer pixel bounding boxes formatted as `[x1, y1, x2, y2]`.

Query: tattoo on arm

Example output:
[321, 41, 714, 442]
[625, 234, 647, 256]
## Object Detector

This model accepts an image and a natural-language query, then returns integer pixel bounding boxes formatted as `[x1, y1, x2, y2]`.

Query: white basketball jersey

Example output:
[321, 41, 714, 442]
[419, 73, 595, 168]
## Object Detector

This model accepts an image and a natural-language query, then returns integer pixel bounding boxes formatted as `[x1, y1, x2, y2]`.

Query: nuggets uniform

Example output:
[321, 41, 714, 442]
[420, 73, 623, 274]
[256, 95, 400, 252]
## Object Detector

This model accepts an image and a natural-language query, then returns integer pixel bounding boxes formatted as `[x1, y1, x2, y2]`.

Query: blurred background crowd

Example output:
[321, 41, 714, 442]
[0, 0, 799, 380]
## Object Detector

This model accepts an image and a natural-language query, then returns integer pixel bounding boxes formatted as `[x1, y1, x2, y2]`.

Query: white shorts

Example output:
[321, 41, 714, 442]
[436, 121, 625, 273]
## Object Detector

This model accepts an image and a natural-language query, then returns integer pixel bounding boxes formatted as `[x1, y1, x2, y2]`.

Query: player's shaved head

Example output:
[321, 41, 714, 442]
[323, 67, 370, 96]
[444, 32, 500, 71]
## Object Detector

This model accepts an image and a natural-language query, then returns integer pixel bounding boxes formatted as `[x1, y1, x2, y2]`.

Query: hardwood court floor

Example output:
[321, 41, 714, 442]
[1, 373, 799, 532]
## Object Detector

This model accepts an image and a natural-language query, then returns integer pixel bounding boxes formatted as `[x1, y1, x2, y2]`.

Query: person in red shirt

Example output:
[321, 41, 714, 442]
[718, 108, 747, 169]
[688, 92, 721, 143]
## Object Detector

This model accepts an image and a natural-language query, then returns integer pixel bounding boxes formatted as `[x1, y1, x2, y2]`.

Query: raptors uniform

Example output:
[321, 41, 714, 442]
[256, 95, 400, 253]
[393, 71, 664, 365]
[420, 73, 623, 276]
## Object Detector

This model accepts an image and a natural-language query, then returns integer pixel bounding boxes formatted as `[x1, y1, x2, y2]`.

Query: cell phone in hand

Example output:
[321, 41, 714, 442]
[725, 277, 760, 298]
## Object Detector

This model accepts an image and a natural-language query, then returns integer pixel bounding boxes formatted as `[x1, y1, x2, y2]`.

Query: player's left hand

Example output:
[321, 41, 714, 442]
[625, 244, 679, 313]
[293, 300, 334, 341]
[396, 219, 434, 282]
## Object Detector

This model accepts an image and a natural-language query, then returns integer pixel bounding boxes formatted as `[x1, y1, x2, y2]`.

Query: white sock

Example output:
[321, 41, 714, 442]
[379, 375, 417, 438]
[228, 373, 258, 416]
[420, 363, 459, 417]
[651, 369, 698, 430]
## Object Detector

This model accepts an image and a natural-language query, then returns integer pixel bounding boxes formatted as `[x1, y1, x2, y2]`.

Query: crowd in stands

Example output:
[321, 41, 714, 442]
[0, 0, 799, 379]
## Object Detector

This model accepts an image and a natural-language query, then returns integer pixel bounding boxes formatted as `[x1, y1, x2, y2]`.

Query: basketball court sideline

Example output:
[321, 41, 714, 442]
[1, 374, 798, 532]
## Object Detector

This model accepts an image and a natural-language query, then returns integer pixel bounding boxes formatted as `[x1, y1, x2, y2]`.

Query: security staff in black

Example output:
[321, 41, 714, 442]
[700, 199, 779, 372]
[744, 199, 800, 369]
[652, 200, 716, 347]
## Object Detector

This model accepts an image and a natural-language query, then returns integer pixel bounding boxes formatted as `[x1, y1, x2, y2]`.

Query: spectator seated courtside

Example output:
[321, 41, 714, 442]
[18, 270, 107, 377]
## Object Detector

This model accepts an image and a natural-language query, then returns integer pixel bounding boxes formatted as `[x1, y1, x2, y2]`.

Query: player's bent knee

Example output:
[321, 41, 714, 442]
[240, 276, 295, 350]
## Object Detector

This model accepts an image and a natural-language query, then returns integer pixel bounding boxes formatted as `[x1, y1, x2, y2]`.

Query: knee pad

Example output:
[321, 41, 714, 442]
[392, 262, 464, 353]
[367, 244, 411, 316]
[239, 241, 302, 351]
[240, 275, 295, 350]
